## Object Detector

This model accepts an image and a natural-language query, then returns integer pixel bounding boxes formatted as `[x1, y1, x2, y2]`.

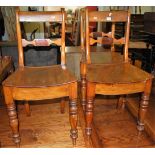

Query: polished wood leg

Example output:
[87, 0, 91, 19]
[86, 97, 94, 137]
[69, 98, 78, 146]
[3, 86, 20, 147]
[60, 98, 65, 114]
[137, 93, 149, 131]
[122, 95, 127, 109]
[69, 83, 78, 146]
[117, 95, 126, 109]
[80, 62, 86, 111]
[137, 79, 152, 131]
[24, 101, 31, 116]
[85, 82, 95, 137]
[7, 103, 20, 147]
[81, 75, 86, 111]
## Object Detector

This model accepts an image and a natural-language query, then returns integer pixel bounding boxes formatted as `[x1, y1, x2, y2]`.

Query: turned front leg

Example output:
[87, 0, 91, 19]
[81, 75, 86, 111]
[80, 62, 86, 111]
[69, 82, 78, 146]
[85, 82, 95, 137]
[3, 86, 20, 147]
[69, 98, 78, 146]
[137, 79, 152, 131]
[137, 93, 149, 131]
[7, 103, 20, 147]
[85, 97, 94, 136]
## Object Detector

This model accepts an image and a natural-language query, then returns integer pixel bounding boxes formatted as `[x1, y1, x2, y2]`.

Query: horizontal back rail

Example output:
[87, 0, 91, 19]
[18, 11, 63, 22]
[89, 32, 112, 38]
[22, 38, 61, 47]
[89, 11, 129, 22]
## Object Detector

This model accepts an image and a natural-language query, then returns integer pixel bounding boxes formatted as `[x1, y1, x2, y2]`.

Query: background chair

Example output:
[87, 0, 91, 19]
[0, 56, 14, 105]
[65, 8, 86, 82]
[84, 9, 153, 139]
[2, 10, 78, 147]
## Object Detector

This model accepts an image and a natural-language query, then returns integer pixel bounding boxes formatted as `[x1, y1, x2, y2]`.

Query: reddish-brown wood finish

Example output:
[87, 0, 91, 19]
[2, 10, 78, 147]
[18, 11, 63, 22]
[80, 8, 128, 111]
[84, 9, 153, 142]
[85, 10, 130, 64]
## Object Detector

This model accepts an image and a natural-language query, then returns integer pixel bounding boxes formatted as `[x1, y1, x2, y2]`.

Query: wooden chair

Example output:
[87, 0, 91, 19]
[80, 9, 126, 110]
[84, 9, 153, 139]
[2, 10, 78, 147]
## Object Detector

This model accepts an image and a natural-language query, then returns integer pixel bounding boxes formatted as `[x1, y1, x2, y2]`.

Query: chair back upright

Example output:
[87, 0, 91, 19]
[71, 9, 80, 46]
[16, 10, 66, 68]
[80, 8, 86, 50]
[85, 9, 130, 64]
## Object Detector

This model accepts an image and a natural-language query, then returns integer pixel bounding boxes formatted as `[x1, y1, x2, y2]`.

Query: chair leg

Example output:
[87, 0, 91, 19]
[80, 62, 86, 111]
[81, 75, 86, 111]
[7, 103, 20, 147]
[137, 93, 149, 131]
[85, 82, 95, 138]
[3, 87, 20, 147]
[69, 83, 78, 146]
[117, 95, 126, 109]
[24, 101, 31, 116]
[137, 79, 152, 131]
[60, 98, 65, 114]
[69, 98, 78, 146]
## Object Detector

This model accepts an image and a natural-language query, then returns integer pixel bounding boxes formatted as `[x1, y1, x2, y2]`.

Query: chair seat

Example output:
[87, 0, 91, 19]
[87, 63, 153, 84]
[3, 65, 77, 88]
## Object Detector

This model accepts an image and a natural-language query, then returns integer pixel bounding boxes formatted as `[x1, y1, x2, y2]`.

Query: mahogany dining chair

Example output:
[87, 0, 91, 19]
[80, 8, 126, 110]
[2, 10, 78, 147]
[83, 9, 153, 138]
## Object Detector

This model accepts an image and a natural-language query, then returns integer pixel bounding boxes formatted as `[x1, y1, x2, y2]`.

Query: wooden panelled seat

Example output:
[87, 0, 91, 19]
[2, 10, 78, 147]
[3, 66, 76, 87]
[82, 9, 153, 141]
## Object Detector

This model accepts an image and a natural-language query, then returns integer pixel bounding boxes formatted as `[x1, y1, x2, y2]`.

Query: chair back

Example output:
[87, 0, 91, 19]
[85, 8, 130, 64]
[16, 10, 66, 68]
